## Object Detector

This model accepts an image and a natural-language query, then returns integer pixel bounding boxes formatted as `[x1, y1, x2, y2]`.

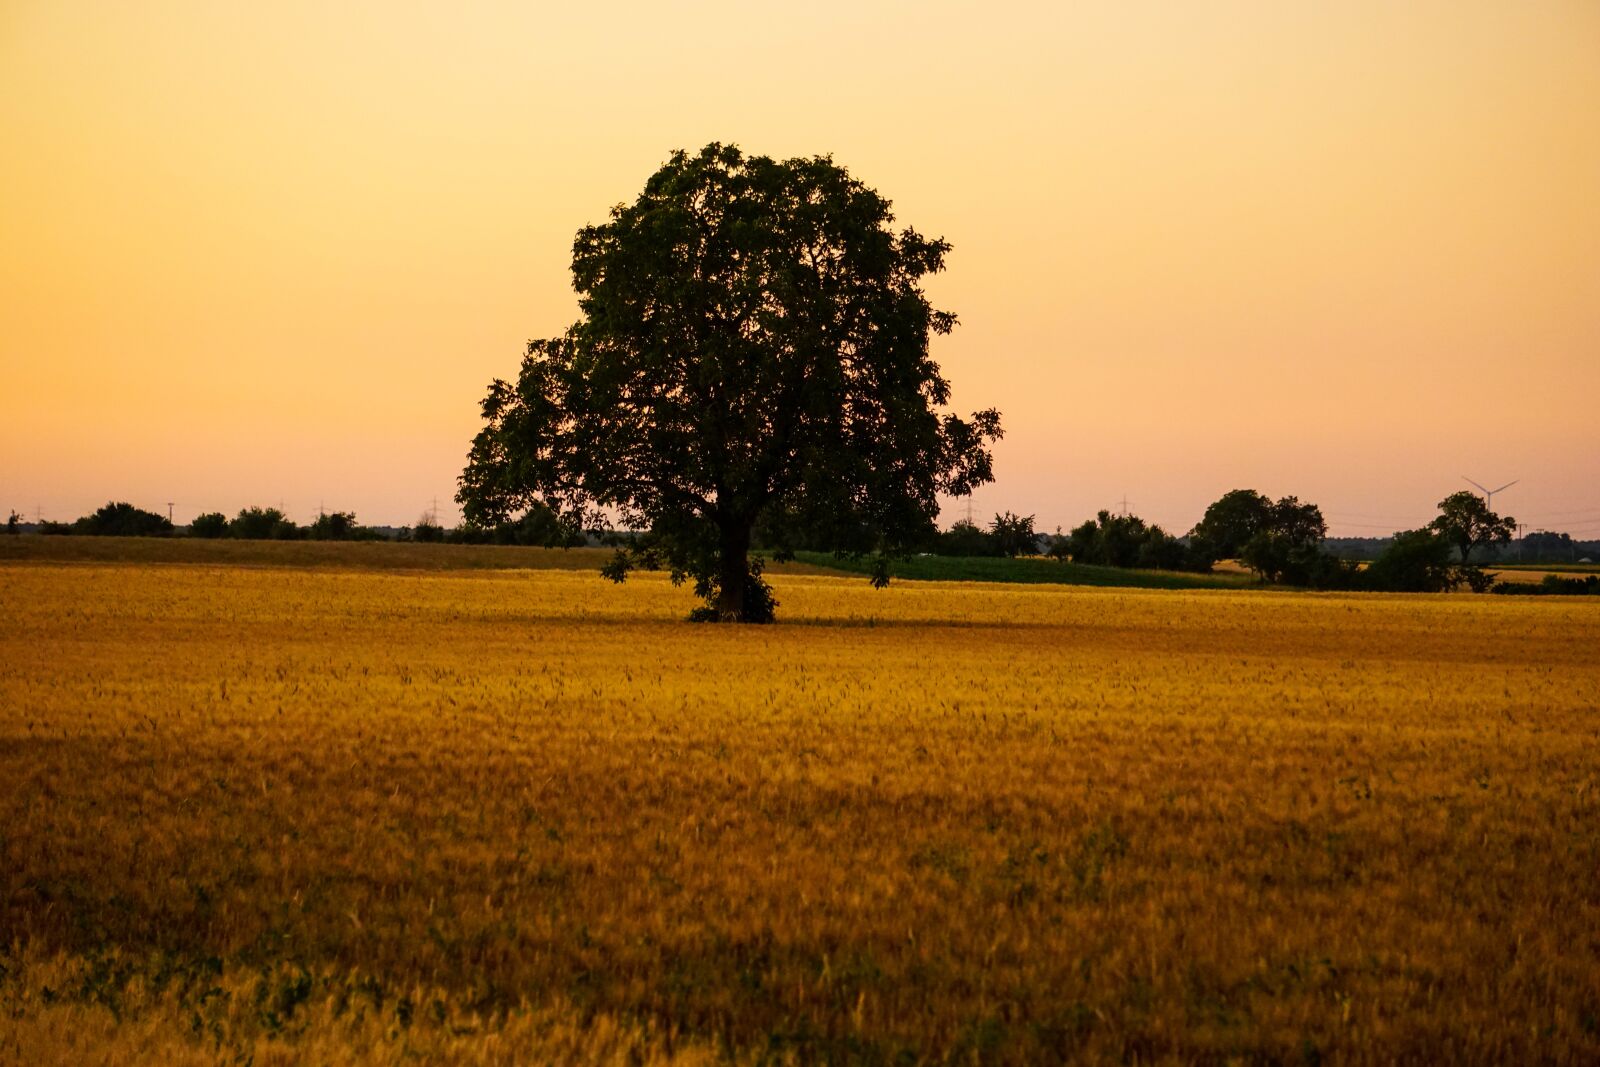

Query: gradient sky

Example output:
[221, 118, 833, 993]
[3, 1, 1597, 537]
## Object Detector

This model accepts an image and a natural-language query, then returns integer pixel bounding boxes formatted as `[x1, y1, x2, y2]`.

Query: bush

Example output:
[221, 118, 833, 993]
[410, 515, 445, 543]
[1492, 574, 1600, 596]
[229, 507, 300, 541]
[1191, 491, 1327, 571]
[1360, 529, 1459, 592]
[451, 503, 586, 547]
[189, 512, 229, 539]
[309, 511, 360, 541]
[1136, 528, 1195, 571]
[73, 502, 174, 537]
[686, 556, 778, 624]
[989, 512, 1037, 558]
[1063, 511, 1209, 572]
[935, 519, 999, 557]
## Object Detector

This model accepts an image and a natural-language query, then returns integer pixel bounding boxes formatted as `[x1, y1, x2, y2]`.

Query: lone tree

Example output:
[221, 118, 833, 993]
[1430, 490, 1515, 563]
[459, 144, 1001, 622]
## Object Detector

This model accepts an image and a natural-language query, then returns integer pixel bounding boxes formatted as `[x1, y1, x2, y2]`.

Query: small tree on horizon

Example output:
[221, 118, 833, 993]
[1189, 489, 1274, 560]
[309, 511, 361, 541]
[411, 512, 445, 543]
[989, 512, 1037, 558]
[75, 501, 174, 538]
[229, 507, 298, 541]
[1430, 490, 1515, 563]
[189, 512, 228, 538]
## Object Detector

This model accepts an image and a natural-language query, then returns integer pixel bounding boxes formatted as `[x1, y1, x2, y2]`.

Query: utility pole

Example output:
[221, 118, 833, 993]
[167, 502, 175, 523]
[1118, 495, 1133, 517]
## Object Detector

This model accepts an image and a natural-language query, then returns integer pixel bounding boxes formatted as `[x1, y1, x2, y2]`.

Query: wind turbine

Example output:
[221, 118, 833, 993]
[1463, 476, 1518, 512]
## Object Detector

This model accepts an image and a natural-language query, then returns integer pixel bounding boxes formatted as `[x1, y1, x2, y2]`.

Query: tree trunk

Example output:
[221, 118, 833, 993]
[716, 522, 751, 622]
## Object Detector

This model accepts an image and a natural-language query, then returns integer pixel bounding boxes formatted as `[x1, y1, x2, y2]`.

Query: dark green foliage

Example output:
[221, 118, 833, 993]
[1269, 496, 1327, 545]
[796, 551, 1247, 589]
[988, 512, 1037, 558]
[308, 511, 360, 541]
[1059, 511, 1208, 572]
[1189, 489, 1274, 559]
[1513, 530, 1600, 564]
[1136, 527, 1197, 571]
[1227, 495, 1332, 584]
[686, 555, 778, 624]
[1238, 532, 1351, 587]
[1044, 526, 1071, 562]
[72, 502, 174, 538]
[1492, 574, 1600, 596]
[1430, 491, 1515, 563]
[189, 512, 228, 539]
[228, 507, 300, 541]
[453, 500, 590, 547]
[1359, 529, 1460, 592]
[1192, 490, 1328, 576]
[937, 519, 999, 557]
[409, 515, 445, 543]
[458, 143, 1001, 622]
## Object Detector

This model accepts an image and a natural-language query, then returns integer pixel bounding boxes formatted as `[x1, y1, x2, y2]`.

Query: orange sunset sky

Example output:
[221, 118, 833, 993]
[3, 1, 1597, 537]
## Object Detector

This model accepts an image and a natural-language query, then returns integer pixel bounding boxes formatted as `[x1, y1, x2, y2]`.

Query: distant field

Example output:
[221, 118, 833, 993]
[3, 561, 1597, 1064]
[794, 550, 1251, 589]
[0, 535, 831, 577]
[1488, 562, 1600, 580]
[0, 536, 1249, 590]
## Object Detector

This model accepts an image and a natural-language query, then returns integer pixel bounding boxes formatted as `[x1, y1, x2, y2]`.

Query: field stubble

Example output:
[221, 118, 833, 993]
[1, 563, 1597, 1064]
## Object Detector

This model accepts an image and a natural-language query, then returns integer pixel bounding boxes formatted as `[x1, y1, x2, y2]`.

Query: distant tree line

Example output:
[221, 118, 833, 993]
[37, 502, 176, 538]
[37, 502, 422, 543]
[865, 486, 1588, 595]
[15, 493, 1593, 598]
[28, 499, 593, 547]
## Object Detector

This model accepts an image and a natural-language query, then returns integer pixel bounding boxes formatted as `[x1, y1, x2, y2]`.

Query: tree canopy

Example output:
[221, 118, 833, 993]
[1058, 510, 1207, 572]
[75, 502, 173, 537]
[1430, 490, 1515, 563]
[1188, 489, 1274, 560]
[459, 144, 1001, 621]
[988, 512, 1037, 558]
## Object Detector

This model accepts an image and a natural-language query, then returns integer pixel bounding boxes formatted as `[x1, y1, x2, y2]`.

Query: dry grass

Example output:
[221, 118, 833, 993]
[2, 563, 1598, 1064]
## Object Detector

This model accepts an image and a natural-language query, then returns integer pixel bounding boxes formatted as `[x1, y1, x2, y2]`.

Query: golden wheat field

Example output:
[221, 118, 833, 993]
[2, 557, 1599, 1065]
